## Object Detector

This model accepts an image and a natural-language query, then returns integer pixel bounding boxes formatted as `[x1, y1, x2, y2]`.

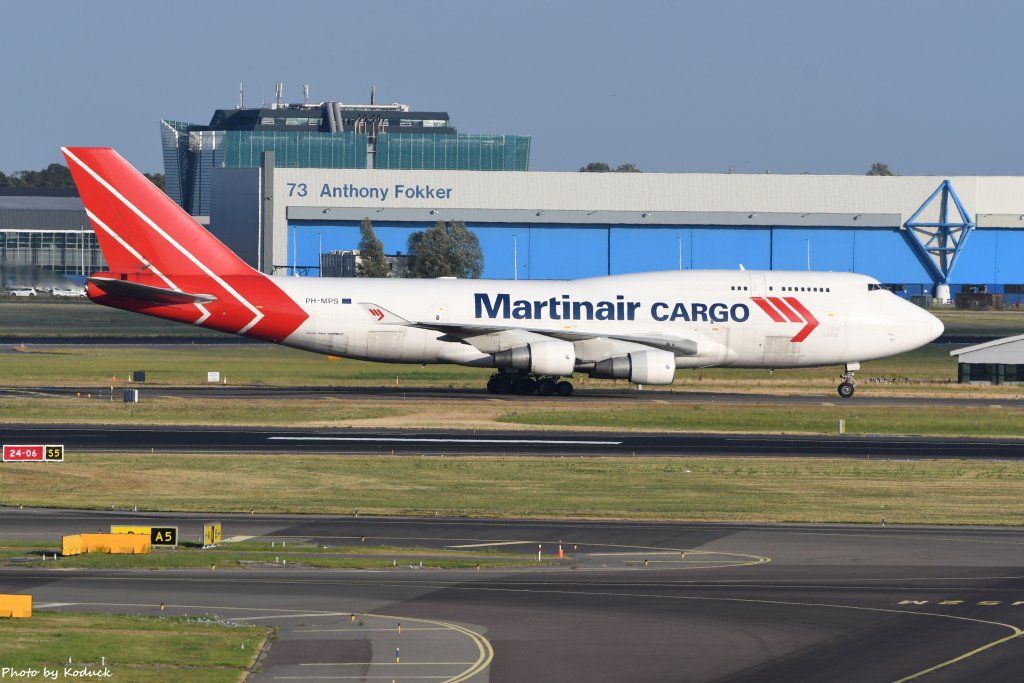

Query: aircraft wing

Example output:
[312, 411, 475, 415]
[410, 321, 698, 356]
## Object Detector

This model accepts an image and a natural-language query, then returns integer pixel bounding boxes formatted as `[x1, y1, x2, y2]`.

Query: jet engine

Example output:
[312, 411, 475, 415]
[591, 349, 677, 384]
[493, 339, 576, 376]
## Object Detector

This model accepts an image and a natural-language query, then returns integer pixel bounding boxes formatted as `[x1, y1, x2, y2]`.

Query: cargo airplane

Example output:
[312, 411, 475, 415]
[63, 147, 944, 398]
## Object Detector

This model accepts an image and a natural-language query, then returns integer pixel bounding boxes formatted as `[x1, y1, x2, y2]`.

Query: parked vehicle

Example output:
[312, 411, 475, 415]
[52, 288, 87, 298]
[7, 287, 37, 297]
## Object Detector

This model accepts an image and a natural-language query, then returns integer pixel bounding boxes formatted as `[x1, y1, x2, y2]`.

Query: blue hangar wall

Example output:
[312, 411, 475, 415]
[208, 165, 1024, 299]
[284, 219, 1022, 296]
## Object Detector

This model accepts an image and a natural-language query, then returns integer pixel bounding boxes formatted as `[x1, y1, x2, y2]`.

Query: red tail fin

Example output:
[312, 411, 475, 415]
[63, 147, 307, 341]
[63, 147, 255, 277]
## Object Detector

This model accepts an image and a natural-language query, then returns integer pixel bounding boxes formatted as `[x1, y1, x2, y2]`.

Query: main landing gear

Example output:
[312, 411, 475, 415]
[486, 371, 574, 396]
[837, 362, 860, 399]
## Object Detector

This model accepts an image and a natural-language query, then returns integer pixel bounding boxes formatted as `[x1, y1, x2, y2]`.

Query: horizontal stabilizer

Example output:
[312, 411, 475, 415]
[88, 277, 218, 305]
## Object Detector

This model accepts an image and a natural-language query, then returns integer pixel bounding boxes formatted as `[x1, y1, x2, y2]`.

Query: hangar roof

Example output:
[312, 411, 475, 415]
[951, 334, 1024, 364]
[270, 166, 1024, 228]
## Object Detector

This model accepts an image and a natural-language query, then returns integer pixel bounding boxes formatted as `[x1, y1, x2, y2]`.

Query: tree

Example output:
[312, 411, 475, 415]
[408, 221, 452, 278]
[0, 163, 73, 187]
[356, 217, 391, 277]
[866, 162, 895, 176]
[144, 172, 166, 191]
[407, 220, 484, 278]
[448, 220, 484, 278]
[579, 162, 642, 173]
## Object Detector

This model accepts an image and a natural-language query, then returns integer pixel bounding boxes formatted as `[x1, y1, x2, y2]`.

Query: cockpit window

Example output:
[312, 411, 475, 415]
[868, 283, 883, 291]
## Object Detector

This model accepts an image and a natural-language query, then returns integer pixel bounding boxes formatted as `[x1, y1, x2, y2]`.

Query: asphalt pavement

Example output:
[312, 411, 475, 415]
[2, 423, 1023, 459]
[1, 510, 1022, 682]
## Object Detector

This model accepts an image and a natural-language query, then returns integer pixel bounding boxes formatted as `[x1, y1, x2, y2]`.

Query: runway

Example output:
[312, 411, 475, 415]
[2, 509, 1022, 682]
[3, 423, 1023, 459]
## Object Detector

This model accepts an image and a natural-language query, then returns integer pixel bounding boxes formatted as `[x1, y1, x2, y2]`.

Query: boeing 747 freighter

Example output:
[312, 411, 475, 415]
[62, 147, 943, 398]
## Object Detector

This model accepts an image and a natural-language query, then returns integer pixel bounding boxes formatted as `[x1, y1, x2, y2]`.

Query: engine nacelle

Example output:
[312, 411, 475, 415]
[493, 340, 576, 376]
[591, 349, 677, 384]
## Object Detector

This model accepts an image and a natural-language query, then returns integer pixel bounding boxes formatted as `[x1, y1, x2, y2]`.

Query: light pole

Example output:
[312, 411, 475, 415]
[513, 234, 518, 281]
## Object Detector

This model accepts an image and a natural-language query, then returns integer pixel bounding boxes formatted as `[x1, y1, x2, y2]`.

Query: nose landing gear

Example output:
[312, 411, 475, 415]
[837, 362, 860, 398]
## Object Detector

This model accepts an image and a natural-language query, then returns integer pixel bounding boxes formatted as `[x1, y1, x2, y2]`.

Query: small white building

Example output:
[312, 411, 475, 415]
[950, 335, 1024, 384]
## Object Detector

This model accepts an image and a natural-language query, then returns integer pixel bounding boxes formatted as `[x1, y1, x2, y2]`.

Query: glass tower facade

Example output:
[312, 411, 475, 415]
[162, 99, 531, 216]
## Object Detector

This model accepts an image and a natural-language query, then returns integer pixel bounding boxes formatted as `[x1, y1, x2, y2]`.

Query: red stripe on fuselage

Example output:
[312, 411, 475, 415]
[783, 297, 819, 342]
[766, 297, 803, 323]
[751, 297, 786, 323]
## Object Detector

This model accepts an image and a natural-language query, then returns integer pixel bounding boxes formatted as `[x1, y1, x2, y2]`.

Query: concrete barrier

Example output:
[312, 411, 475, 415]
[81, 533, 151, 554]
[0, 594, 32, 618]
[62, 534, 83, 556]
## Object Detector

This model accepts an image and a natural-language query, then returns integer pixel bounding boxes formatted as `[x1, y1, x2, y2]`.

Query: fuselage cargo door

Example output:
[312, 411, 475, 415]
[731, 273, 766, 363]
[748, 273, 767, 297]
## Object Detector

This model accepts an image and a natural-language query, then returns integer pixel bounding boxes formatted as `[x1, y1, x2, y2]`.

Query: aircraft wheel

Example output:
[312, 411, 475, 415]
[555, 380, 574, 397]
[513, 377, 537, 395]
[537, 379, 557, 396]
[488, 374, 511, 394]
[837, 382, 855, 399]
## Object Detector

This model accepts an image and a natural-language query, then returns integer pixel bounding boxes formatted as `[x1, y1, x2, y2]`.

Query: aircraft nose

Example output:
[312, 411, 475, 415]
[909, 304, 944, 344]
[929, 312, 944, 341]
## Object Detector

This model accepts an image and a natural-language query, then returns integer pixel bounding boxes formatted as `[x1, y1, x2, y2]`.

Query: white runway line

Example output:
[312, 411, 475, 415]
[446, 541, 533, 549]
[269, 436, 622, 445]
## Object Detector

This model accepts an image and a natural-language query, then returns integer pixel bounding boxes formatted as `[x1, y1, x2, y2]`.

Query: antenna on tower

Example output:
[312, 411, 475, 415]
[239, 82, 245, 109]
[370, 84, 375, 105]
[303, 84, 310, 104]
[275, 82, 283, 107]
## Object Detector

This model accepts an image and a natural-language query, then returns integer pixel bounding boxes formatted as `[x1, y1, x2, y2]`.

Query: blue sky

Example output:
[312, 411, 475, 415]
[4, 0, 1020, 176]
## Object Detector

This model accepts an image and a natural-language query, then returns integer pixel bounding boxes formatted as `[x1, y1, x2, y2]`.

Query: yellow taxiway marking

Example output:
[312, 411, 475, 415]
[300, 662, 476, 666]
[295, 627, 450, 633]
[417, 583, 1021, 682]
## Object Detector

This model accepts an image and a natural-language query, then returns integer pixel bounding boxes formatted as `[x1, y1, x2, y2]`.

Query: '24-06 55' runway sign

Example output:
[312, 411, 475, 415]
[3, 444, 64, 462]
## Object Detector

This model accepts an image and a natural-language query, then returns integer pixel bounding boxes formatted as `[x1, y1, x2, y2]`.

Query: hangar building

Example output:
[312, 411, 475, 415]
[208, 153, 1024, 303]
[951, 335, 1024, 384]
[0, 188, 100, 287]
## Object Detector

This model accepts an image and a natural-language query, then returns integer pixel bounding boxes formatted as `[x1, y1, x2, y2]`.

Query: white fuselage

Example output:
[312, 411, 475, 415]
[270, 270, 943, 371]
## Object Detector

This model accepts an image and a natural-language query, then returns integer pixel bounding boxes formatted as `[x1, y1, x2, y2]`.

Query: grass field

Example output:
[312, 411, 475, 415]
[0, 300, 223, 338]
[2, 303, 1022, 529]
[0, 612, 266, 682]
[0, 540, 539, 570]
[2, 394, 1023, 438]
[3, 339, 1016, 397]
[0, 454, 1021, 525]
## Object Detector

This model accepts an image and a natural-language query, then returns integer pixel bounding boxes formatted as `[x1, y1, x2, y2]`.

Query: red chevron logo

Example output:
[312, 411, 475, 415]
[368, 308, 385, 322]
[750, 296, 819, 342]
